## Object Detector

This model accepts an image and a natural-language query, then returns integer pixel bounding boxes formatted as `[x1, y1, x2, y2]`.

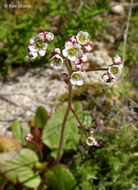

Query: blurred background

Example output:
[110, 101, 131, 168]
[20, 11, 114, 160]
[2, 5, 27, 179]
[0, 0, 138, 189]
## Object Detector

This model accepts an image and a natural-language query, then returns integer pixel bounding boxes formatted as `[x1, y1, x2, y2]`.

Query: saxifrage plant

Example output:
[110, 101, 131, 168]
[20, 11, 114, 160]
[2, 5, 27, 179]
[26, 30, 123, 164]
[0, 31, 124, 189]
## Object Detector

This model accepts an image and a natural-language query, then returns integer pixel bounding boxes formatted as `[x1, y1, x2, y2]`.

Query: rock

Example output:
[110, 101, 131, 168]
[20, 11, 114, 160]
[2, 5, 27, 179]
[0, 42, 113, 134]
[84, 42, 112, 83]
[111, 4, 125, 15]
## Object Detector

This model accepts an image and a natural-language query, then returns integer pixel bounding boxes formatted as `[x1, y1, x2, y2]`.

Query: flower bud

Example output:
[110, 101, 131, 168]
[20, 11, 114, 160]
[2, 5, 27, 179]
[113, 55, 121, 64]
[45, 32, 54, 41]
[89, 130, 94, 136]
[102, 73, 114, 83]
[80, 54, 87, 62]
[69, 35, 77, 44]
[54, 48, 61, 55]
[60, 73, 69, 84]
[26, 133, 33, 142]
[84, 44, 92, 52]
[73, 58, 81, 65]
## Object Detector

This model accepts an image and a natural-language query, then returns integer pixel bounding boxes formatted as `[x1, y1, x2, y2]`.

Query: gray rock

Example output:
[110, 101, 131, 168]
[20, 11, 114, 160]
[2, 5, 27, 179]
[111, 3, 125, 15]
[0, 42, 113, 135]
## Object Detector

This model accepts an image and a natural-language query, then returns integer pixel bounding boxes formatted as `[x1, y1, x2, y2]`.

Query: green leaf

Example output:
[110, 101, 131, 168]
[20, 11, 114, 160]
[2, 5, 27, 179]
[34, 106, 48, 128]
[0, 136, 21, 152]
[0, 148, 41, 188]
[12, 121, 30, 146]
[44, 164, 78, 190]
[18, 169, 41, 188]
[42, 102, 82, 158]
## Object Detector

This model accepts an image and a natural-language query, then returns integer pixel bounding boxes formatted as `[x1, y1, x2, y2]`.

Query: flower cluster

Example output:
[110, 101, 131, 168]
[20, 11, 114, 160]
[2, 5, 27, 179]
[50, 31, 93, 86]
[102, 55, 123, 83]
[26, 31, 54, 60]
[26, 133, 33, 142]
[86, 131, 99, 147]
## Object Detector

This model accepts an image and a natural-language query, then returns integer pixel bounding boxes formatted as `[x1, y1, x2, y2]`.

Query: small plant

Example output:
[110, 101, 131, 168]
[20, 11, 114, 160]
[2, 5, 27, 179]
[26, 30, 123, 164]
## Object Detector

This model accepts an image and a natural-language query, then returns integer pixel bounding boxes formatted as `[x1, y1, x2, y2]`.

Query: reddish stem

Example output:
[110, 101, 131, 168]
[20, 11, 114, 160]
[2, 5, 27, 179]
[55, 85, 72, 164]
[85, 68, 108, 72]
[69, 107, 87, 138]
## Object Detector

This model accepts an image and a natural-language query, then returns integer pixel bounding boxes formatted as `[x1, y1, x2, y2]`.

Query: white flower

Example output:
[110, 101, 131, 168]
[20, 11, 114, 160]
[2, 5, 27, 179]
[62, 41, 82, 61]
[70, 71, 84, 86]
[86, 136, 96, 146]
[28, 33, 48, 57]
[113, 55, 121, 64]
[51, 54, 63, 69]
[76, 31, 89, 45]
[26, 51, 38, 60]
[108, 65, 122, 78]
[45, 32, 54, 41]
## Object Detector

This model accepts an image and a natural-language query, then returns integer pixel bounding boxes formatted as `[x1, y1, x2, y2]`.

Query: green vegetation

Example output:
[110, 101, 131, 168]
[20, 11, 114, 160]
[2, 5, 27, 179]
[0, 0, 110, 75]
[0, 99, 137, 189]
[0, 0, 137, 189]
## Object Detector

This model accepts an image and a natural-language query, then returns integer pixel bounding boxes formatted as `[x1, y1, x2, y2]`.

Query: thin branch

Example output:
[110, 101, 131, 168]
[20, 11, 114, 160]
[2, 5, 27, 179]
[69, 107, 87, 138]
[85, 68, 108, 72]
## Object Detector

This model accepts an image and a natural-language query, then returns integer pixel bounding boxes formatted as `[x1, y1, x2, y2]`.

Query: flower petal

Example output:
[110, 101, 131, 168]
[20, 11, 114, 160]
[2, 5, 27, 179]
[77, 79, 84, 86]
[74, 43, 81, 49]
[62, 49, 68, 57]
[76, 50, 83, 58]
[38, 49, 46, 56]
[28, 44, 38, 52]
[70, 79, 77, 85]
[37, 33, 45, 41]
[65, 41, 73, 49]
[43, 43, 48, 50]
[68, 55, 76, 61]
[29, 37, 36, 44]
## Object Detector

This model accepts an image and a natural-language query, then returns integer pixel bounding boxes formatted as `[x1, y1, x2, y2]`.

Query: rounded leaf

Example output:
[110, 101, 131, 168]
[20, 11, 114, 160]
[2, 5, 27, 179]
[34, 106, 47, 128]
[45, 164, 78, 190]
[12, 121, 30, 146]
[0, 136, 21, 152]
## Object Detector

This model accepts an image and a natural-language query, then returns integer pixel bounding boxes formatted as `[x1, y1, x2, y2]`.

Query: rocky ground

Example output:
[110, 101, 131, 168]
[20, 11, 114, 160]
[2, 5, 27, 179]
[0, 42, 113, 135]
